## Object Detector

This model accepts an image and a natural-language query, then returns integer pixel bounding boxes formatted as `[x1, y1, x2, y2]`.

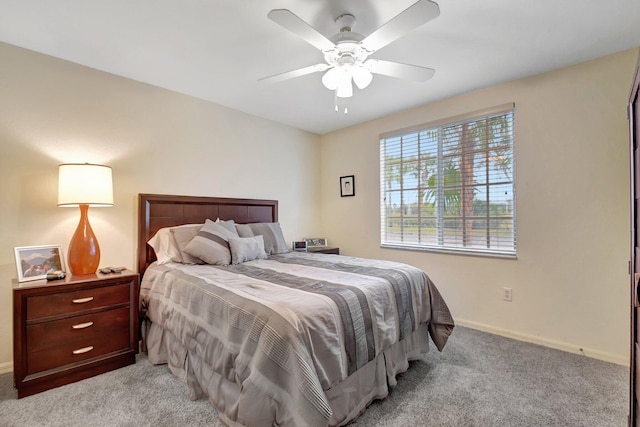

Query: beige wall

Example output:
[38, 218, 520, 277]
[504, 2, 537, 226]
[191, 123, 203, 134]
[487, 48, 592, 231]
[319, 47, 639, 365]
[0, 42, 321, 371]
[1, 41, 637, 372]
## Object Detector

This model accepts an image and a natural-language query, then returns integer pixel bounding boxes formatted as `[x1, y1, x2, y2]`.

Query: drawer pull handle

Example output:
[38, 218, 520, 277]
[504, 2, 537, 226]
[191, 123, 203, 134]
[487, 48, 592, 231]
[72, 346, 94, 355]
[72, 297, 94, 304]
[72, 322, 94, 330]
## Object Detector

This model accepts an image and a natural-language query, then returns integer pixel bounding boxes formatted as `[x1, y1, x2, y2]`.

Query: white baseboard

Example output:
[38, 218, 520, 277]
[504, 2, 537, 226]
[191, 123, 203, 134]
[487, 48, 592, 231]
[0, 361, 13, 375]
[455, 318, 629, 367]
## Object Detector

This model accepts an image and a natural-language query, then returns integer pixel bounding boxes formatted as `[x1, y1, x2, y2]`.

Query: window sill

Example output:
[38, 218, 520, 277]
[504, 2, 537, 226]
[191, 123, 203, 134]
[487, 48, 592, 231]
[380, 243, 517, 260]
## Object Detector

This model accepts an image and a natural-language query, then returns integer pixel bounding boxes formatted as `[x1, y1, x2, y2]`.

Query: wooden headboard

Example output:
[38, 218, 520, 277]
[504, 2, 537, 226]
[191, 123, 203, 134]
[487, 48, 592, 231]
[137, 194, 278, 275]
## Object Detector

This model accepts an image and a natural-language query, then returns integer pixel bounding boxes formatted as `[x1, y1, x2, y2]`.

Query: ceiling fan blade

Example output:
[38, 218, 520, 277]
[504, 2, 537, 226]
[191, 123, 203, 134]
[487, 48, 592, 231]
[268, 9, 336, 52]
[259, 64, 330, 84]
[360, 0, 440, 53]
[365, 59, 435, 82]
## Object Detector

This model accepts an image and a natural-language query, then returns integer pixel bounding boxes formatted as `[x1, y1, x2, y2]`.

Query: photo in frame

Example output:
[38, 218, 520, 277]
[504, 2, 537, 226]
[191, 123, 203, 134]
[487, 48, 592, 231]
[303, 237, 327, 248]
[340, 175, 355, 197]
[14, 245, 65, 282]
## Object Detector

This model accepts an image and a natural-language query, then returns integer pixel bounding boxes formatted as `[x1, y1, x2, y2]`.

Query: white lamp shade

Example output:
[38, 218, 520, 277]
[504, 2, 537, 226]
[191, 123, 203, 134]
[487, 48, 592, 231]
[58, 163, 113, 207]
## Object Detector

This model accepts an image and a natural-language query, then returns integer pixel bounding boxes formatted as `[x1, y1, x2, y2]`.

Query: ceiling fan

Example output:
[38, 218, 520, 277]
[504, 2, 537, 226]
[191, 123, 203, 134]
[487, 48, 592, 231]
[260, 0, 440, 109]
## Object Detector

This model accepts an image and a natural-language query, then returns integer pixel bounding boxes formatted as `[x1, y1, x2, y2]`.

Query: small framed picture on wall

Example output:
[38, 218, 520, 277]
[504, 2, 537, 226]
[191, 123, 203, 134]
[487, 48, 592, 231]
[340, 175, 355, 197]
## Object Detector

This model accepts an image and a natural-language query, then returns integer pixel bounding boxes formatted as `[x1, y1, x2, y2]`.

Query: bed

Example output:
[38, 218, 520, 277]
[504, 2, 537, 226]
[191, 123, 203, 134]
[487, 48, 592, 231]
[137, 193, 454, 427]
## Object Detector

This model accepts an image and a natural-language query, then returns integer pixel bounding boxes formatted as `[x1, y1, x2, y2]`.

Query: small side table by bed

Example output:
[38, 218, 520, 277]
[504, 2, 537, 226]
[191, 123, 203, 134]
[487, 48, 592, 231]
[307, 246, 340, 255]
[13, 269, 139, 398]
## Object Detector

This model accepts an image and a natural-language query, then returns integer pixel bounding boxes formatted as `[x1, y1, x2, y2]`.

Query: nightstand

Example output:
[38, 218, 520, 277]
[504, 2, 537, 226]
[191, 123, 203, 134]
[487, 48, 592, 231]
[13, 270, 139, 398]
[307, 246, 340, 255]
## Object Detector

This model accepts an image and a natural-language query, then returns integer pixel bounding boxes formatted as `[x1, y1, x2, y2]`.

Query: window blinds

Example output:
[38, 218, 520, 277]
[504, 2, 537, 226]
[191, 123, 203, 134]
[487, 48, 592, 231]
[380, 105, 516, 256]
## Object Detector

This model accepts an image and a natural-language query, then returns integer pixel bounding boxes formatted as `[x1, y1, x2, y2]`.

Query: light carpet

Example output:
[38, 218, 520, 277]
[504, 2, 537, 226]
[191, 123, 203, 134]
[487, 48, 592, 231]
[0, 326, 627, 426]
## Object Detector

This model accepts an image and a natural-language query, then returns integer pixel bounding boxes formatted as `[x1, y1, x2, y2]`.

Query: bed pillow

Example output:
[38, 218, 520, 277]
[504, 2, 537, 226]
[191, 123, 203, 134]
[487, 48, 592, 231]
[228, 236, 268, 264]
[184, 219, 239, 265]
[147, 228, 179, 264]
[148, 224, 202, 264]
[235, 222, 288, 255]
[170, 224, 205, 265]
[216, 218, 237, 234]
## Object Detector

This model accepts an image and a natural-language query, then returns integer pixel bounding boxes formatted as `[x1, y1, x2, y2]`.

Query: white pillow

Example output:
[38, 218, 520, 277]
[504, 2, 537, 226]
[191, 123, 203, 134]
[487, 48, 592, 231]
[184, 219, 239, 265]
[228, 236, 268, 264]
[147, 226, 186, 264]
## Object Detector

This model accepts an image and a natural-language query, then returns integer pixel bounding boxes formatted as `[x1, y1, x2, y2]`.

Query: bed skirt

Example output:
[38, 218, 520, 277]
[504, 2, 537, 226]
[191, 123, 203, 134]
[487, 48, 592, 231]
[143, 319, 430, 427]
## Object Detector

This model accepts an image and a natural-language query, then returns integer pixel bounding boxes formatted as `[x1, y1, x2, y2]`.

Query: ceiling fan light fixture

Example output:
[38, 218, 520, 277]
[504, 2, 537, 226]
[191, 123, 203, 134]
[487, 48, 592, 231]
[322, 67, 340, 90]
[351, 66, 373, 89]
[336, 78, 353, 98]
[324, 64, 354, 98]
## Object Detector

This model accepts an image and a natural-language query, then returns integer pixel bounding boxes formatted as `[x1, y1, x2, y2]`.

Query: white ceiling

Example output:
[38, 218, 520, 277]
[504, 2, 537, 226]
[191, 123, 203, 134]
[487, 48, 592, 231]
[1, 0, 639, 135]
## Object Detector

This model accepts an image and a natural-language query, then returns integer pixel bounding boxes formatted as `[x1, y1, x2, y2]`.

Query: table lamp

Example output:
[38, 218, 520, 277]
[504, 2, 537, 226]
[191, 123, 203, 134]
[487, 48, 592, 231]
[58, 163, 113, 275]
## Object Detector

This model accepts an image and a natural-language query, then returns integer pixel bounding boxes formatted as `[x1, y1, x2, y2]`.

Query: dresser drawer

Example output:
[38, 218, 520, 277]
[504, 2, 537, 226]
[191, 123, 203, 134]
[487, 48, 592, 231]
[26, 282, 131, 321]
[26, 307, 131, 375]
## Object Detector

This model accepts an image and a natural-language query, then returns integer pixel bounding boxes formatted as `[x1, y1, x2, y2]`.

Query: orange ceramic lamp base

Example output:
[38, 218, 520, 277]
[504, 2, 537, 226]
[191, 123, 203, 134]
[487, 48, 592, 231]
[67, 204, 101, 275]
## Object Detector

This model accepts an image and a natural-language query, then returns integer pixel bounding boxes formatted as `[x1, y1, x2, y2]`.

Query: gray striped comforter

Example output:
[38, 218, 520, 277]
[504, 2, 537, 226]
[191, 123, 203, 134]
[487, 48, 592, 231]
[140, 252, 454, 427]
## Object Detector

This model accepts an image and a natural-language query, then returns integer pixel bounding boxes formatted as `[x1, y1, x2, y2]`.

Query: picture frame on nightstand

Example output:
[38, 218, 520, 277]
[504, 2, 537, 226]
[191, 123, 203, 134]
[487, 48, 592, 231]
[303, 237, 327, 248]
[14, 245, 65, 282]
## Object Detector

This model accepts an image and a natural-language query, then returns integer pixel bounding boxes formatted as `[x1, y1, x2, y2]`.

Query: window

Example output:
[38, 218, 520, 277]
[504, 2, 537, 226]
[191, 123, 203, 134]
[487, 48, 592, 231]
[380, 104, 516, 256]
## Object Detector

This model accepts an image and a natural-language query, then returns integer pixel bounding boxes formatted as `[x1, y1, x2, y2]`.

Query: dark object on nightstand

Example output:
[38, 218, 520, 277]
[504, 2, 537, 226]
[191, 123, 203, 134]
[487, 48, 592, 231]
[13, 270, 139, 398]
[292, 241, 308, 252]
[46, 270, 66, 281]
[307, 246, 340, 255]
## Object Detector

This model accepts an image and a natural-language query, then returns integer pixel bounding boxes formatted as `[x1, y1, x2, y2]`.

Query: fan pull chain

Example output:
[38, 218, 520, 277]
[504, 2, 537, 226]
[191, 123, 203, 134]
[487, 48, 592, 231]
[333, 91, 349, 115]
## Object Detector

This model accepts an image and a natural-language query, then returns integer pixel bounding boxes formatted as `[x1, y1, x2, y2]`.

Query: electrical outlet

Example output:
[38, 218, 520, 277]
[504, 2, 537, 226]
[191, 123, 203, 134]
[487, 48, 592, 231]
[502, 287, 512, 302]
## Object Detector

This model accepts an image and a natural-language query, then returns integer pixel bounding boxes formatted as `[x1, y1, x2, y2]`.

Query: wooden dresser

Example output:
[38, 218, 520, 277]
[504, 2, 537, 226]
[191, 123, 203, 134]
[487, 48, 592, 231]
[13, 270, 139, 398]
